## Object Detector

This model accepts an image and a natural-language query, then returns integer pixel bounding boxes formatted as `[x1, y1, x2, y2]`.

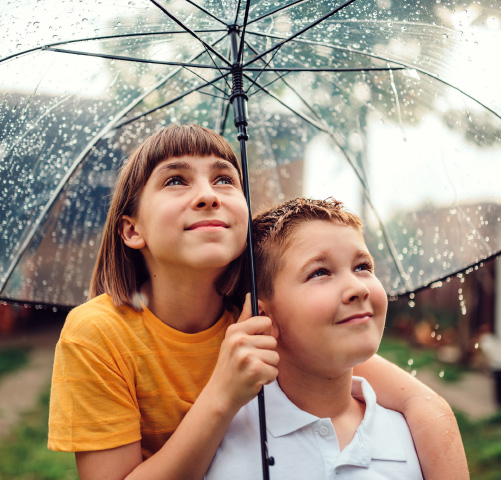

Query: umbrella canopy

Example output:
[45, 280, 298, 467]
[1, 0, 500, 308]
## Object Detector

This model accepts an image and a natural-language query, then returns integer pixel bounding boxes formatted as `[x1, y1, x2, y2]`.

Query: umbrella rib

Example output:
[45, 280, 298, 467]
[246, 0, 312, 26]
[245, 48, 284, 94]
[243, 0, 358, 68]
[245, 66, 405, 72]
[114, 71, 231, 129]
[243, 40, 324, 124]
[0, 37, 229, 294]
[42, 46, 231, 69]
[393, 249, 501, 299]
[148, 0, 231, 67]
[183, 0, 228, 26]
[244, 29, 411, 70]
[245, 74, 325, 131]
[219, 101, 232, 136]
[234, 0, 243, 26]
[148, 0, 232, 91]
[236, 0, 252, 64]
[0, 30, 227, 64]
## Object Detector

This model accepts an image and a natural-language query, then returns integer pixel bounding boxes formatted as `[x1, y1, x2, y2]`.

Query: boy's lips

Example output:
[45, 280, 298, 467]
[336, 312, 373, 325]
[186, 220, 229, 230]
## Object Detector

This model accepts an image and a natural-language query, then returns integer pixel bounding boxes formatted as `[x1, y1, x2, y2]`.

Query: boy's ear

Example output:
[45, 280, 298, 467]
[258, 299, 280, 340]
[257, 299, 269, 317]
[120, 215, 146, 250]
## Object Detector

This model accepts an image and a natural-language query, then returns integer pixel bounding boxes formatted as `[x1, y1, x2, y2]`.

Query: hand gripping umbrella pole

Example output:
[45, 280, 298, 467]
[229, 26, 274, 480]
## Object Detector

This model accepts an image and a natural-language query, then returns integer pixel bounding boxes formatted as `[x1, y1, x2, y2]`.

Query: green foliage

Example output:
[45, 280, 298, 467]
[0, 347, 30, 380]
[0, 387, 78, 480]
[454, 411, 501, 480]
[378, 336, 465, 382]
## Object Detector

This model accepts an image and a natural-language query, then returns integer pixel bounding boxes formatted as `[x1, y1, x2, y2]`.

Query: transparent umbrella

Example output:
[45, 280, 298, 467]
[1, 0, 500, 308]
[1, 1, 500, 477]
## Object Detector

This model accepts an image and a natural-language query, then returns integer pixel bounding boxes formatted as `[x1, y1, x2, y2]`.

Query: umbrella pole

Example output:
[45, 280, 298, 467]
[229, 26, 274, 480]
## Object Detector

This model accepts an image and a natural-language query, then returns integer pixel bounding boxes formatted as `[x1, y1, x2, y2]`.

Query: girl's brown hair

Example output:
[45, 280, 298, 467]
[89, 124, 244, 308]
[252, 197, 364, 299]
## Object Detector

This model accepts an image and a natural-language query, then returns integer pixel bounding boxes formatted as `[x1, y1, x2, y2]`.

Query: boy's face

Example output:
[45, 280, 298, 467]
[261, 219, 387, 379]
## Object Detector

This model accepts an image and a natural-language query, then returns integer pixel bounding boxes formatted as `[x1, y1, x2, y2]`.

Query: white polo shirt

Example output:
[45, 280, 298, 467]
[206, 377, 423, 479]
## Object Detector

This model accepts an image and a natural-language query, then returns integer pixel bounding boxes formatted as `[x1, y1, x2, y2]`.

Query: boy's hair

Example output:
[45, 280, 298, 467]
[252, 197, 364, 299]
[89, 124, 244, 308]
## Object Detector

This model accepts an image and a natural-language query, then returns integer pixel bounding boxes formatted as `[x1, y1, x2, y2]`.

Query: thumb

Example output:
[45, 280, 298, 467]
[237, 292, 253, 323]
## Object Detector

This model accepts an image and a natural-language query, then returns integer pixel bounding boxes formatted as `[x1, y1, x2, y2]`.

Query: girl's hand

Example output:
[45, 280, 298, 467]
[206, 293, 279, 414]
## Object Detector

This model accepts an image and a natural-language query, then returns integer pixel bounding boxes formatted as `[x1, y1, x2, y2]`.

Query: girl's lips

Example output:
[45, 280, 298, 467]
[336, 313, 372, 325]
[186, 220, 228, 230]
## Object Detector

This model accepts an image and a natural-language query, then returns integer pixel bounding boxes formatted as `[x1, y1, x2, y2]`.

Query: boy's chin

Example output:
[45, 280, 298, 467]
[350, 348, 380, 369]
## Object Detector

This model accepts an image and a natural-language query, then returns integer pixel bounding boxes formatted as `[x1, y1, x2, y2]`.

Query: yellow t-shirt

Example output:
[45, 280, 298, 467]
[48, 293, 236, 459]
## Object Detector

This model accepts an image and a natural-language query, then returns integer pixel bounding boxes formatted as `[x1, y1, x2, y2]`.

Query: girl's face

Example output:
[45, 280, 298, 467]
[123, 155, 248, 275]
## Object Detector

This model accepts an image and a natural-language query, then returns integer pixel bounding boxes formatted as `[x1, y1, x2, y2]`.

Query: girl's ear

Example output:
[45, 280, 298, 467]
[120, 215, 146, 250]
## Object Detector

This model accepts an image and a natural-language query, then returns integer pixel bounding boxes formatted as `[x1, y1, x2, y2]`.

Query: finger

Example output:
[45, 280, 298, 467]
[229, 315, 273, 336]
[259, 364, 279, 387]
[257, 350, 280, 368]
[236, 292, 253, 323]
[244, 333, 277, 351]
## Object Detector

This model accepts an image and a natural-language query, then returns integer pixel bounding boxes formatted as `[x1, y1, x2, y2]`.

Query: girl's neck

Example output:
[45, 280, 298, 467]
[141, 266, 226, 333]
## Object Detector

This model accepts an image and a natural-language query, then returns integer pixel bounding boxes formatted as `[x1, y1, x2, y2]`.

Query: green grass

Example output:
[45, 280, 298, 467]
[456, 411, 501, 480]
[0, 347, 30, 380]
[0, 387, 78, 480]
[378, 336, 465, 382]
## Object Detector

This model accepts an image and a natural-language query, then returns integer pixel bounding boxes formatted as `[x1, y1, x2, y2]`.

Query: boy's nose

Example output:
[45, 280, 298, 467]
[342, 275, 370, 304]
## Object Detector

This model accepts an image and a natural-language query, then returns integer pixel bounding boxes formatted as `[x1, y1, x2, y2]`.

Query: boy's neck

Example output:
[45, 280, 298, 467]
[277, 368, 366, 450]
[141, 266, 226, 333]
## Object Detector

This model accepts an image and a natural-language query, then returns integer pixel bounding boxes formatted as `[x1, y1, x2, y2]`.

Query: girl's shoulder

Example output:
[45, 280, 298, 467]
[60, 293, 142, 344]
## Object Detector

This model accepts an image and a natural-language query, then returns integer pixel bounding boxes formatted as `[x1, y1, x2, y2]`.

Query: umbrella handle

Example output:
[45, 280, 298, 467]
[230, 24, 274, 478]
[240, 134, 275, 480]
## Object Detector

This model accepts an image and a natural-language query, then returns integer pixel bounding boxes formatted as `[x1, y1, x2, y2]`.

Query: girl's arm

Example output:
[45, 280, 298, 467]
[354, 354, 469, 480]
[76, 296, 279, 480]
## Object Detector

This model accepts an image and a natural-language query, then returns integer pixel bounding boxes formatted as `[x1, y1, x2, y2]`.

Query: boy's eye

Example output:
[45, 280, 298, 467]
[165, 176, 186, 186]
[355, 262, 374, 273]
[308, 268, 330, 279]
[215, 175, 236, 185]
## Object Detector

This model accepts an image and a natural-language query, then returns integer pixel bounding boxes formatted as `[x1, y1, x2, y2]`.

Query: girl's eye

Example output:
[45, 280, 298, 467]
[308, 268, 330, 279]
[215, 175, 236, 185]
[355, 262, 374, 273]
[165, 176, 186, 187]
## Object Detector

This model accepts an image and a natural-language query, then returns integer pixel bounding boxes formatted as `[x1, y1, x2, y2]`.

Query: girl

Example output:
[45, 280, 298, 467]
[48, 124, 468, 480]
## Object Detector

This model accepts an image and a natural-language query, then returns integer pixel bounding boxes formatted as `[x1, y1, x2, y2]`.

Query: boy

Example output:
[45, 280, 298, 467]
[205, 197, 423, 479]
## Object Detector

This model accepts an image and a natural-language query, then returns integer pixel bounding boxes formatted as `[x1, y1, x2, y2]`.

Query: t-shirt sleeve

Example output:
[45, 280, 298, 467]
[48, 334, 142, 452]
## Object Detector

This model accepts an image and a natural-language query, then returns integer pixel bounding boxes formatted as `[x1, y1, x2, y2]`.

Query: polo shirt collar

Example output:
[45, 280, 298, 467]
[254, 377, 407, 463]
[257, 380, 319, 437]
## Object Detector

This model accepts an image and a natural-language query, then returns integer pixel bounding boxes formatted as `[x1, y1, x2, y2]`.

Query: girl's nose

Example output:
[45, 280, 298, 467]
[342, 275, 370, 304]
[193, 184, 221, 210]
